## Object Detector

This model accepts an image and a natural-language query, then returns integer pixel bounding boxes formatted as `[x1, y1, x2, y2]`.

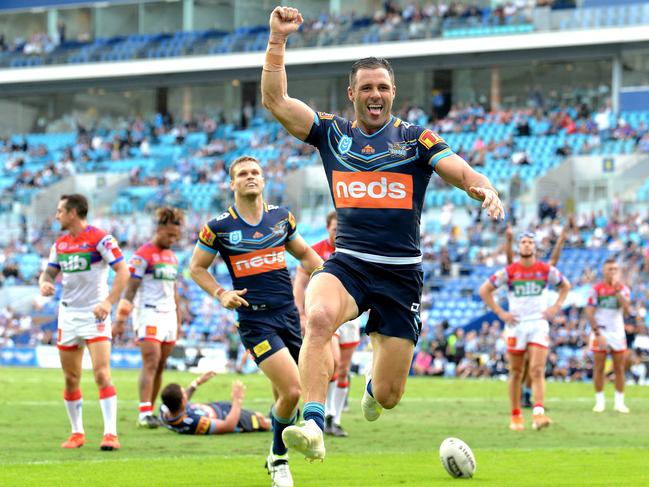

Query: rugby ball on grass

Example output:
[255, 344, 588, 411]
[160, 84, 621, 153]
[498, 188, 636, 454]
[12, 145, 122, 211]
[439, 437, 476, 479]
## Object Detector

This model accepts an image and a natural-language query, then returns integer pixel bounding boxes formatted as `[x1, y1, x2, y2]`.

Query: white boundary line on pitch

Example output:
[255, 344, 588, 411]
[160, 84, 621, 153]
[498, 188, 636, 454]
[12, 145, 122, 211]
[2, 397, 648, 406]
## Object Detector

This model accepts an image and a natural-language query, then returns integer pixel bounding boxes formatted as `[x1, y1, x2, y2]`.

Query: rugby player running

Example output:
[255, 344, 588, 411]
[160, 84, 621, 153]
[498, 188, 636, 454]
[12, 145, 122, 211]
[190, 155, 322, 487]
[261, 6, 504, 461]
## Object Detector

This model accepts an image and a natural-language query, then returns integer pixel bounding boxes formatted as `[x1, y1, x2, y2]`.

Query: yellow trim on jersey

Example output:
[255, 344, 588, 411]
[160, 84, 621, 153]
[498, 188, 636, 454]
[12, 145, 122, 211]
[393, 118, 402, 127]
[228, 207, 237, 219]
[263, 202, 268, 213]
[351, 120, 357, 128]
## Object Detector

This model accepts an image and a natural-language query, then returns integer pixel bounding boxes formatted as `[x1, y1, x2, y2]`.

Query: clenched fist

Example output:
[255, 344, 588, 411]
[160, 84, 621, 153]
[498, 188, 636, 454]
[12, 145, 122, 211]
[269, 6, 303, 37]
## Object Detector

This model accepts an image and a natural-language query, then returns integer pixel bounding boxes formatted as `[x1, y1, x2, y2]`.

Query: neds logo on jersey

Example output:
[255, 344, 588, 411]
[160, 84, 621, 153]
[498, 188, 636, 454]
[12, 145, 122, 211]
[230, 246, 286, 277]
[332, 170, 413, 209]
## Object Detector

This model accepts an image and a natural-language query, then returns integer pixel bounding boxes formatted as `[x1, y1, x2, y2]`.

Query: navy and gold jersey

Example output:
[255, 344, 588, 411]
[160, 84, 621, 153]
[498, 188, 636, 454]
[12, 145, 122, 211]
[160, 402, 264, 434]
[197, 204, 298, 313]
[305, 112, 454, 264]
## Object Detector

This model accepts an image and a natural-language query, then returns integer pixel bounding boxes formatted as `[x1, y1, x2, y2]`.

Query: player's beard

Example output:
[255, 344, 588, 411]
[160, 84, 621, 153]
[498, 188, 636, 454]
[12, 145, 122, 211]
[520, 252, 534, 258]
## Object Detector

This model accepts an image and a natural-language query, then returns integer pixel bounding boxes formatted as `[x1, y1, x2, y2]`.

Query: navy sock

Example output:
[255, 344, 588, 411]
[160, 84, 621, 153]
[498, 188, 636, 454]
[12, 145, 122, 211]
[303, 402, 325, 431]
[271, 407, 297, 456]
[366, 379, 374, 398]
[523, 387, 531, 402]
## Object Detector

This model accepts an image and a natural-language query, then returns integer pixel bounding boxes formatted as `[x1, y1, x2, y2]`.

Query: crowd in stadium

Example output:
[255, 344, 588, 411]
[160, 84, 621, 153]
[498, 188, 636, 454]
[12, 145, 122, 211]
[4, 93, 649, 215]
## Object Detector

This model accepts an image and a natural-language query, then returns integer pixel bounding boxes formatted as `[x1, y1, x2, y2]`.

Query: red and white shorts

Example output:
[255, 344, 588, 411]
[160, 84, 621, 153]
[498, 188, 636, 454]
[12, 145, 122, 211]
[334, 319, 361, 349]
[590, 330, 627, 354]
[57, 306, 111, 350]
[133, 306, 178, 345]
[505, 319, 549, 354]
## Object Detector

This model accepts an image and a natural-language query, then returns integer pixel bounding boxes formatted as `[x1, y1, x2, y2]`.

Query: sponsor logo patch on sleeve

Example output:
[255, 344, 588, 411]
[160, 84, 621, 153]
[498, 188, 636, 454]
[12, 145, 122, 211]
[199, 224, 216, 246]
[418, 129, 444, 149]
[318, 112, 335, 120]
[196, 417, 211, 434]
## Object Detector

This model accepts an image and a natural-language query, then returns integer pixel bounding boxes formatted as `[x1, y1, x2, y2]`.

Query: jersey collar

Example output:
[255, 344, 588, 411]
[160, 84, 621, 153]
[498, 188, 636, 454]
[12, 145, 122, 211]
[354, 115, 394, 138]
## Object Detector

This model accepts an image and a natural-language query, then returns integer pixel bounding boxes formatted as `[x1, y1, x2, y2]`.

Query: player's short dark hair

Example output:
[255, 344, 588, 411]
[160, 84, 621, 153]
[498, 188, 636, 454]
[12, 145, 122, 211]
[60, 194, 88, 219]
[156, 207, 184, 226]
[326, 211, 337, 228]
[603, 257, 618, 266]
[161, 383, 184, 412]
[228, 155, 263, 179]
[349, 57, 395, 88]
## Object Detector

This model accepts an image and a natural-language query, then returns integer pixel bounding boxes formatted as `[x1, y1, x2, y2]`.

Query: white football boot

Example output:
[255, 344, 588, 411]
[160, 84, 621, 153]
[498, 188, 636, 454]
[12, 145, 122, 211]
[281, 419, 326, 462]
[265, 446, 294, 487]
[361, 366, 382, 422]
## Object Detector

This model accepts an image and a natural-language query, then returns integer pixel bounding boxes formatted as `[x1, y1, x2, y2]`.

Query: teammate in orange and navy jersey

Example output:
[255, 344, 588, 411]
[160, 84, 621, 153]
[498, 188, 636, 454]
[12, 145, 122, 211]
[39, 194, 129, 451]
[160, 372, 270, 435]
[190, 155, 322, 487]
[113, 207, 184, 429]
[585, 258, 632, 413]
[480, 232, 570, 432]
[262, 6, 504, 462]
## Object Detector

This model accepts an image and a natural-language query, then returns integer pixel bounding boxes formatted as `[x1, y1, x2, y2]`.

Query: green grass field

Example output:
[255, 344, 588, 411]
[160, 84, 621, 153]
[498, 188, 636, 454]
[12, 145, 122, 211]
[1, 368, 648, 486]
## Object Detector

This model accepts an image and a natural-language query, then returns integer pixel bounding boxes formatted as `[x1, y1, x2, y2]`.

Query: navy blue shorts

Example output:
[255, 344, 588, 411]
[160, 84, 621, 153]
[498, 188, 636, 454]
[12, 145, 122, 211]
[236, 304, 302, 365]
[316, 252, 424, 343]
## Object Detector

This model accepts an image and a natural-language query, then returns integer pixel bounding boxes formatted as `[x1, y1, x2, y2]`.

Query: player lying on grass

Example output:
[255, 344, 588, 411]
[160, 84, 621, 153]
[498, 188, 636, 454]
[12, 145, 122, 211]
[159, 371, 271, 435]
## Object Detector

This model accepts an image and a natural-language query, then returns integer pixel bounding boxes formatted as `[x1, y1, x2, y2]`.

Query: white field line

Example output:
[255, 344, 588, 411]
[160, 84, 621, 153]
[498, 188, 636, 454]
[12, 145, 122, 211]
[2, 397, 648, 407]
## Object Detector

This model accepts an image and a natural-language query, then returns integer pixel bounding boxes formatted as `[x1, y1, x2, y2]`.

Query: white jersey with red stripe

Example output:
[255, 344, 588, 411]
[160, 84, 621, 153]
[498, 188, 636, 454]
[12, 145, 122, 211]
[489, 261, 564, 321]
[47, 225, 124, 311]
[128, 242, 178, 312]
[587, 281, 630, 335]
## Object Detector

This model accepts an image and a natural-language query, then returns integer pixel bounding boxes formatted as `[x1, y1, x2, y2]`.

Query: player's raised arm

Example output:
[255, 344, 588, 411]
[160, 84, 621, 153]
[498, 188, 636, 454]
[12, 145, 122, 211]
[505, 225, 514, 265]
[210, 381, 245, 434]
[548, 222, 569, 267]
[434, 153, 505, 220]
[261, 6, 316, 141]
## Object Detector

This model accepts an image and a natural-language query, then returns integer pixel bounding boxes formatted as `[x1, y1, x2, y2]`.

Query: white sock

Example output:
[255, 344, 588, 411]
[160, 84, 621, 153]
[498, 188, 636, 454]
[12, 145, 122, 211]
[333, 383, 348, 425]
[99, 386, 118, 436]
[325, 380, 336, 418]
[614, 391, 625, 406]
[139, 401, 153, 420]
[595, 391, 605, 405]
[532, 405, 545, 416]
[64, 399, 84, 434]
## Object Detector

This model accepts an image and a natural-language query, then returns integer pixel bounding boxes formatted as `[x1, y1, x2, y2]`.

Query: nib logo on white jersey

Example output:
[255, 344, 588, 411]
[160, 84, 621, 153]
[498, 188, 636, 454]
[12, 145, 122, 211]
[230, 246, 286, 278]
[512, 280, 544, 297]
[332, 170, 413, 209]
[59, 253, 91, 273]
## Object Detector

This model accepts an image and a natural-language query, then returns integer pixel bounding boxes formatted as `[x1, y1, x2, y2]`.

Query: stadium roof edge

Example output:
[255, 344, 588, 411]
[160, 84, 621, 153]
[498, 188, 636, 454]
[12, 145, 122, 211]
[1, 25, 648, 88]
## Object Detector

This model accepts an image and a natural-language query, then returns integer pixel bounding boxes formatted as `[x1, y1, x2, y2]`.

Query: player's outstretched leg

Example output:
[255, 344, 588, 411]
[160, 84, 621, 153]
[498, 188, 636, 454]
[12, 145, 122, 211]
[362, 334, 414, 422]
[282, 273, 356, 462]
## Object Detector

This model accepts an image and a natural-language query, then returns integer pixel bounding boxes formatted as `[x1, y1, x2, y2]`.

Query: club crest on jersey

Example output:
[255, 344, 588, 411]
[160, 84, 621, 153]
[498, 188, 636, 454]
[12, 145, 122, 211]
[388, 142, 408, 157]
[361, 144, 375, 155]
[338, 135, 352, 155]
[229, 230, 243, 245]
